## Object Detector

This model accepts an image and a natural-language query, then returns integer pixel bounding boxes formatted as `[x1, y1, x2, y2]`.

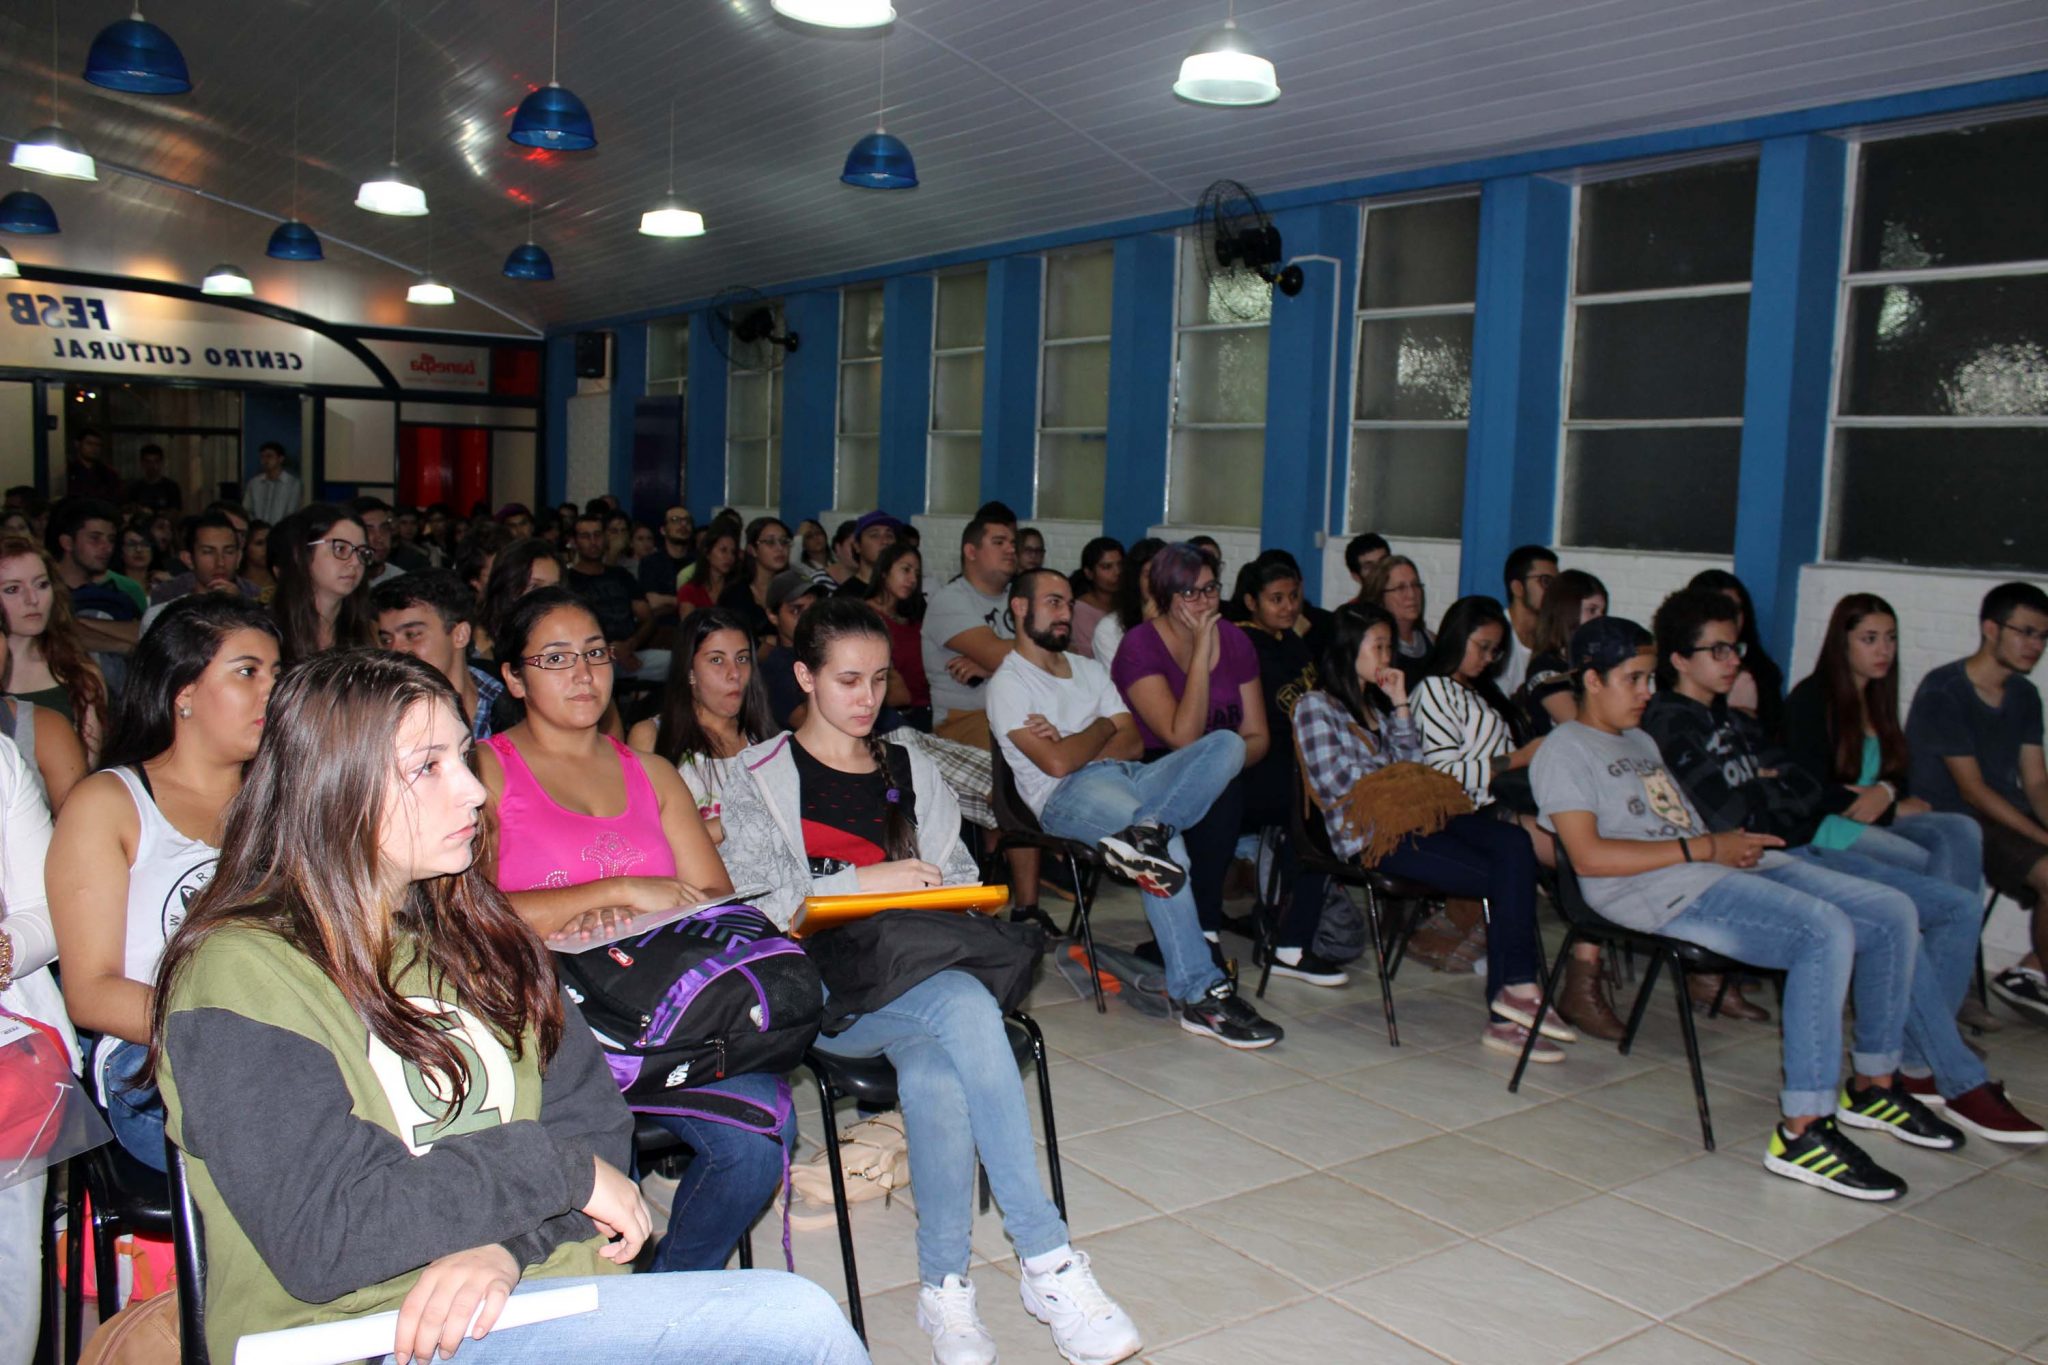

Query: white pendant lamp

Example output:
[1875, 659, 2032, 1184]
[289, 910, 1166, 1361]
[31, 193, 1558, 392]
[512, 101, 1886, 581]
[639, 101, 705, 238]
[13, 7, 98, 181]
[771, 0, 895, 29]
[0, 246, 19, 278]
[358, 8, 428, 215]
[201, 263, 254, 295]
[1173, 4, 1279, 107]
[407, 275, 455, 305]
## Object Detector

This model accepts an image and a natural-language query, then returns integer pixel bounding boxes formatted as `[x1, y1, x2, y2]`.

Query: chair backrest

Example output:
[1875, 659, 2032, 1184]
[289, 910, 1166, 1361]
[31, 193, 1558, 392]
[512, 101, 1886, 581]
[985, 735, 1047, 836]
[1548, 838, 1634, 936]
[163, 1140, 210, 1365]
[1288, 766, 1363, 878]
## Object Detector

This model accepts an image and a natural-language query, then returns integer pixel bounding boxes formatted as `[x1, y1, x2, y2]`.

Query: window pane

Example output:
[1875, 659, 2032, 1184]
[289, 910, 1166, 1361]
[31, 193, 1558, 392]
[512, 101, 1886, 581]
[839, 360, 882, 435]
[1831, 427, 2048, 571]
[769, 369, 783, 439]
[1174, 327, 1269, 425]
[1038, 433, 1106, 522]
[1576, 159, 1759, 294]
[648, 321, 688, 383]
[838, 436, 879, 511]
[1046, 249, 1115, 339]
[728, 372, 770, 438]
[1356, 315, 1473, 421]
[932, 353, 984, 431]
[1348, 428, 1467, 539]
[841, 287, 884, 360]
[1853, 116, 2048, 273]
[1042, 340, 1110, 429]
[1841, 277, 2048, 418]
[1360, 197, 1481, 309]
[1169, 427, 1264, 527]
[928, 434, 981, 514]
[935, 272, 986, 349]
[1180, 236, 1274, 325]
[764, 437, 781, 506]
[727, 439, 770, 507]
[1569, 295, 1750, 419]
[1562, 427, 1740, 553]
[646, 377, 683, 398]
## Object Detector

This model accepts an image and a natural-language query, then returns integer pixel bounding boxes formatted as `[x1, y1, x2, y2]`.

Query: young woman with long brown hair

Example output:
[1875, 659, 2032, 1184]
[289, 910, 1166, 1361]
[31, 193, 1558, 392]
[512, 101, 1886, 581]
[0, 535, 109, 762]
[145, 649, 862, 1365]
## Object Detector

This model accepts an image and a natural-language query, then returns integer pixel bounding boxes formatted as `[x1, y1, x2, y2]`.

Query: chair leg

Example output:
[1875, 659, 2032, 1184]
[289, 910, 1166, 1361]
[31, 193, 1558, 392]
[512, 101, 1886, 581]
[63, 1164, 83, 1365]
[808, 1063, 864, 1345]
[1066, 851, 1107, 1015]
[1977, 889, 2000, 1009]
[1012, 1013, 1067, 1223]
[978, 1166, 992, 1215]
[1364, 885, 1399, 1047]
[736, 1230, 753, 1270]
[89, 1198, 120, 1318]
[37, 1168, 60, 1365]
[1667, 949, 1716, 1151]
[1385, 898, 1419, 980]
[1510, 928, 1577, 1093]
[1619, 952, 1665, 1056]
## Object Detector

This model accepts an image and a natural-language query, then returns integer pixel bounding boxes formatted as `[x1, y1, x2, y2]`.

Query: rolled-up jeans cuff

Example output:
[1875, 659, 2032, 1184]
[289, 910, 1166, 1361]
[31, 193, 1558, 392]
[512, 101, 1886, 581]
[1781, 1087, 1836, 1121]
[1851, 1050, 1902, 1079]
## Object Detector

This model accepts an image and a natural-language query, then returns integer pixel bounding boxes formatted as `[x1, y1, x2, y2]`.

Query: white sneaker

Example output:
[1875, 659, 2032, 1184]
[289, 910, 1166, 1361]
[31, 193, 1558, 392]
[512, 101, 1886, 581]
[1019, 1248, 1143, 1365]
[918, 1274, 998, 1365]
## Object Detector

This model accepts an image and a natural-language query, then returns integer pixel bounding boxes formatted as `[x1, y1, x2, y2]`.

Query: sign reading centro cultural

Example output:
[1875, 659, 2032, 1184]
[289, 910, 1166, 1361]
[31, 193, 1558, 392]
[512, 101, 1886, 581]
[0, 284, 488, 393]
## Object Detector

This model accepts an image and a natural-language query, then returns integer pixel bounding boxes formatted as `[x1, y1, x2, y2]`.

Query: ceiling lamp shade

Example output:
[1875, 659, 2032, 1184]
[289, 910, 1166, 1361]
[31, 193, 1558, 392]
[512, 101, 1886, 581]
[266, 218, 323, 261]
[1173, 18, 1279, 106]
[638, 197, 705, 238]
[356, 162, 428, 216]
[0, 246, 18, 278]
[771, 0, 895, 28]
[407, 275, 455, 305]
[200, 263, 254, 296]
[502, 240, 554, 279]
[509, 82, 595, 149]
[84, 10, 192, 94]
[0, 190, 59, 235]
[841, 131, 917, 189]
[10, 124, 96, 181]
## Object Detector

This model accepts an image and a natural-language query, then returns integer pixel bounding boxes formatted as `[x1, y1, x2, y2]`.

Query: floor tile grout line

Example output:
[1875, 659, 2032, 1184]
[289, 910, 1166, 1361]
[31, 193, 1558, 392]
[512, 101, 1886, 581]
[1772, 1260, 2031, 1357]
[1478, 1229, 1788, 1326]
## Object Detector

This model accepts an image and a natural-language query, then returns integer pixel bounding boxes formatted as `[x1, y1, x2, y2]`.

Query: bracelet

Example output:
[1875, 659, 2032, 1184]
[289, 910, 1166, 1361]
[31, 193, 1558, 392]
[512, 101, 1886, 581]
[0, 929, 14, 994]
[1678, 837, 1694, 864]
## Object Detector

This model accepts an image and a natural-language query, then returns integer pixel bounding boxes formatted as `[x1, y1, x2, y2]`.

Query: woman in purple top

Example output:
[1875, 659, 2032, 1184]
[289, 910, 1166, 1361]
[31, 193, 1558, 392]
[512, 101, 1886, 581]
[1112, 542, 1266, 937]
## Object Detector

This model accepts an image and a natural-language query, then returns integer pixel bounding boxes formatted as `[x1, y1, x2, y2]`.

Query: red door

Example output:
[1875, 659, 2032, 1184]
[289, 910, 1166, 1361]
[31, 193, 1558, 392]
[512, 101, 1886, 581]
[398, 425, 490, 511]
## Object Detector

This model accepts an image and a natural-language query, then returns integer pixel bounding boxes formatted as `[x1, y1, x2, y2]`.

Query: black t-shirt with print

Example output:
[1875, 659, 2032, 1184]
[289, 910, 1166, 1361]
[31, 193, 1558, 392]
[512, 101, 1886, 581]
[791, 737, 916, 875]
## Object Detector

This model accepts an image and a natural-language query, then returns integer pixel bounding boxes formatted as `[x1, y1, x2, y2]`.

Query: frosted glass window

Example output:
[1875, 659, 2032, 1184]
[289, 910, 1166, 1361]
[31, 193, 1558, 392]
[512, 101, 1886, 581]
[837, 288, 884, 509]
[1035, 248, 1113, 522]
[1356, 315, 1473, 422]
[1042, 341, 1110, 430]
[1169, 428, 1264, 527]
[927, 434, 982, 515]
[934, 272, 987, 350]
[1562, 428, 1740, 554]
[1853, 115, 2048, 273]
[1174, 328, 1269, 426]
[1038, 433, 1106, 521]
[726, 308, 783, 509]
[841, 287, 884, 359]
[1169, 234, 1270, 527]
[1359, 196, 1481, 310]
[1045, 248, 1114, 340]
[929, 270, 987, 515]
[1569, 295, 1750, 420]
[932, 354, 985, 430]
[1576, 159, 1759, 295]
[1348, 429, 1468, 541]
[837, 437, 880, 513]
[1841, 277, 2048, 418]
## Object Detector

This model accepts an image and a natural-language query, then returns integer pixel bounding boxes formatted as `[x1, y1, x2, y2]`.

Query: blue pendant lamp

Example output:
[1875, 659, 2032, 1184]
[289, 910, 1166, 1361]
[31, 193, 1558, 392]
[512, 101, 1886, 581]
[84, 8, 192, 94]
[508, 0, 595, 149]
[502, 201, 554, 279]
[266, 98, 323, 260]
[0, 190, 60, 234]
[840, 33, 916, 189]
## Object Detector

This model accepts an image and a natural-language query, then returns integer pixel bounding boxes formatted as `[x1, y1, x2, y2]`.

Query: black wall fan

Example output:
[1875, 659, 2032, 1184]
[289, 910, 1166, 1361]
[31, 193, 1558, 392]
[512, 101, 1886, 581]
[1193, 179, 1305, 321]
[708, 287, 801, 366]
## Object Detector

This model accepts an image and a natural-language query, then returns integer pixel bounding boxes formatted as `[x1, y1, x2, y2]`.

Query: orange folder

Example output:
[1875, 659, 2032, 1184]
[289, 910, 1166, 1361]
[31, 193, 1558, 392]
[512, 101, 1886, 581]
[790, 884, 1010, 938]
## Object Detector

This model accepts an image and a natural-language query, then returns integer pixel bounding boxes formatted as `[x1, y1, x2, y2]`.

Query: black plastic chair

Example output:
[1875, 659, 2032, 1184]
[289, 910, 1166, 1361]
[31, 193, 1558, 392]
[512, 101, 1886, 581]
[1507, 844, 1769, 1151]
[1974, 880, 2030, 1015]
[64, 1138, 172, 1363]
[803, 1012, 1064, 1345]
[986, 741, 1108, 1013]
[164, 1139, 209, 1365]
[629, 1116, 754, 1269]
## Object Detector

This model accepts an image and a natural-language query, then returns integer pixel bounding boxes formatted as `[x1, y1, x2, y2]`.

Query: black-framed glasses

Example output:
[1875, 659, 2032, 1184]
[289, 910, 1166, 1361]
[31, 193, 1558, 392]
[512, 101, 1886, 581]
[521, 647, 614, 670]
[1678, 641, 1748, 662]
[1998, 622, 2048, 645]
[307, 538, 373, 564]
[1176, 582, 1222, 601]
[1521, 572, 1557, 589]
[756, 535, 793, 548]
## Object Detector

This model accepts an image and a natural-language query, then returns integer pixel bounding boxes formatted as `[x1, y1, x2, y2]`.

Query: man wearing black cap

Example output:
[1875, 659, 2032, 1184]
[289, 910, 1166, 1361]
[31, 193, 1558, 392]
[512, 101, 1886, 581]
[833, 509, 902, 596]
[1531, 616, 1918, 1201]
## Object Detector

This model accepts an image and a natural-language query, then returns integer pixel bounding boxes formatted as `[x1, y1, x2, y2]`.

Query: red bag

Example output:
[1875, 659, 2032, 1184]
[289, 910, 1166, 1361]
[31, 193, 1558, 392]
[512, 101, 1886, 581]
[1, 1007, 110, 1186]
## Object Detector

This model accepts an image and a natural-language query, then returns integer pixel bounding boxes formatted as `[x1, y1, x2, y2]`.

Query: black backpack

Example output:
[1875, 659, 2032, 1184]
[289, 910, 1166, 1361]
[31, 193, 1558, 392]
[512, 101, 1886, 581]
[555, 905, 822, 1130]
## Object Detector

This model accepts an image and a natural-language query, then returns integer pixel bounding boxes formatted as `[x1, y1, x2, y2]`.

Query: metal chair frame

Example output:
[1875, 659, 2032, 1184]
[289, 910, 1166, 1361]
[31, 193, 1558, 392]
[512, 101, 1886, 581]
[985, 741, 1108, 1013]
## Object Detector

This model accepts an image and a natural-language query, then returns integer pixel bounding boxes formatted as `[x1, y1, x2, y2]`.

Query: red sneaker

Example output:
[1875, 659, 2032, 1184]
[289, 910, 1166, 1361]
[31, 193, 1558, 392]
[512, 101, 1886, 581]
[1897, 1073, 1944, 1108]
[1945, 1083, 2048, 1145]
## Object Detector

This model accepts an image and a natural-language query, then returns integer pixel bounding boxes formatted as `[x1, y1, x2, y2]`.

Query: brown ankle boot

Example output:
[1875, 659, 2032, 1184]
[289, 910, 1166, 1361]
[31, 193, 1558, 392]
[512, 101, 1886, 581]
[1687, 972, 1772, 1022]
[1558, 953, 1627, 1041]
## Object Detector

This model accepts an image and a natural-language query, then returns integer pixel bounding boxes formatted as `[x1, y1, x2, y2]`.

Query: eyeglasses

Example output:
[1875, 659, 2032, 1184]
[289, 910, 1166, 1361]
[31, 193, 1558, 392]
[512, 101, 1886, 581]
[1385, 581, 1424, 595]
[756, 535, 793, 548]
[1176, 582, 1223, 600]
[1998, 622, 2048, 645]
[521, 647, 614, 670]
[1678, 641, 1748, 662]
[308, 538, 373, 564]
[1521, 572, 1556, 589]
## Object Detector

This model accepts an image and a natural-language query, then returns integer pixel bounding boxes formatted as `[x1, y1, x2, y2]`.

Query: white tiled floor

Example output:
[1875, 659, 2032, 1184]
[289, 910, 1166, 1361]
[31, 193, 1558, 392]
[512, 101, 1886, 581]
[650, 881, 2048, 1364]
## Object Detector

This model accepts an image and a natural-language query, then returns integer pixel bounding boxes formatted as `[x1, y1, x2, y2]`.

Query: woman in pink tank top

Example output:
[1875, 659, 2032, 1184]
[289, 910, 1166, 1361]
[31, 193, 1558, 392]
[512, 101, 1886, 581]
[475, 588, 791, 1274]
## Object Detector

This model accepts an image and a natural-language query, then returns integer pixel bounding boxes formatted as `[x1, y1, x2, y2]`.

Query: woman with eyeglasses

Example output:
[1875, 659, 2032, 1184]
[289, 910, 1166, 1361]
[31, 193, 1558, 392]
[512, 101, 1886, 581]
[717, 516, 793, 643]
[270, 504, 375, 664]
[1111, 542, 1265, 944]
[1358, 555, 1433, 689]
[121, 520, 172, 593]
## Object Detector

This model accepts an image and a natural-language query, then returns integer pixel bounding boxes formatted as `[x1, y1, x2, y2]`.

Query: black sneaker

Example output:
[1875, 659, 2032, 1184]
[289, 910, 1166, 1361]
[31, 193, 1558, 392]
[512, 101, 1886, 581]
[1990, 966, 2048, 1027]
[1008, 903, 1066, 939]
[1098, 824, 1186, 898]
[1763, 1117, 1907, 1202]
[1837, 1081, 1965, 1150]
[1255, 943, 1350, 987]
[1179, 981, 1283, 1049]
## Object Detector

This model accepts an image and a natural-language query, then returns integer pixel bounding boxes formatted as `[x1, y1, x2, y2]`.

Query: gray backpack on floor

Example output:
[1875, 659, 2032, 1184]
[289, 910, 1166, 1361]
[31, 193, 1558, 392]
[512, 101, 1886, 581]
[1311, 881, 1368, 965]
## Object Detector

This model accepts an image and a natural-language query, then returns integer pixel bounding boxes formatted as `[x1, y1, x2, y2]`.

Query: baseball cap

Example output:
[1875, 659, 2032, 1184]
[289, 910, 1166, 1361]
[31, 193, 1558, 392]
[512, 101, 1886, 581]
[766, 568, 822, 613]
[1569, 616, 1654, 675]
[853, 510, 903, 538]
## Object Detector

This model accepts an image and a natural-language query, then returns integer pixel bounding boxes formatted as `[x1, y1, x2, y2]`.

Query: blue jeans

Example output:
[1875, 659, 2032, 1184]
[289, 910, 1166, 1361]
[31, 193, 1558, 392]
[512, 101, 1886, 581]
[0, 1173, 41, 1365]
[1038, 730, 1243, 1003]
[1850, 812, 1985, 897]
[641, 1071, 797, 1273]
[1374, 813, 1542, 1014]
[814, 971, 1067, 1286]
[1791, 844, 1986, 1097]
[1659, 867, 1865, 1119]
[375, 1270, 867, 1364]
[103, 1039, 167, 1173]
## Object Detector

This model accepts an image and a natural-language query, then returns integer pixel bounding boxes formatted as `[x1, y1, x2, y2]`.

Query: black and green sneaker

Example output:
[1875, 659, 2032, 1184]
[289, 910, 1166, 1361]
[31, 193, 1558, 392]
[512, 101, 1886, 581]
[1837, 1081, 1965, 1150]
[1763, 1118, 1907, 1202]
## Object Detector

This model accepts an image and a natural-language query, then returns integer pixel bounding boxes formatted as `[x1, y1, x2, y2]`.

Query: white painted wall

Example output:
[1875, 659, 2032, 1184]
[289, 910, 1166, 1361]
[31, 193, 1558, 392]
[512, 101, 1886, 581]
[1560, 548, 1733, 629]
[491, 430, 536, 512]
[0, 382, 34, 492]
[324, 397, 396, 484]
[563, 393, 609, 508]
[1317, 534, 1465, 614]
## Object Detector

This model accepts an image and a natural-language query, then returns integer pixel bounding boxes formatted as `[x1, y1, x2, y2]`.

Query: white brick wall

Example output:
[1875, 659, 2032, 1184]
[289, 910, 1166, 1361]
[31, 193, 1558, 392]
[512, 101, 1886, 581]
[1560, 548, 1733, 629]
[1317, 535, 1465, 613]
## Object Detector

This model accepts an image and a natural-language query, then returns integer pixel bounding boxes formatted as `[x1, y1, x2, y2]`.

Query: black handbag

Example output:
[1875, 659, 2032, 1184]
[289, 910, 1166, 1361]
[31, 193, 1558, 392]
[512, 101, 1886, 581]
[804, 909, 1046, 1033]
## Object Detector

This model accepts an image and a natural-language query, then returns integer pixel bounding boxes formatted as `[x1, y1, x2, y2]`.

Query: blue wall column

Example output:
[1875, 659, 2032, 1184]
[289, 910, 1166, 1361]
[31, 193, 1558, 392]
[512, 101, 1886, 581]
[1734, 134, 1849, 665]
[981, 257, 1044, 516]
[543, 333, 575, 507]
[879, 274, 935, 516]
[1263, 203, 1357, 603]
[1460, 174, 1572, 600]
[778, 289, 840, 525]
[1103, 234, 1175, 549]
[607, 323, 648, 503]
[685, 311, 727, 519]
